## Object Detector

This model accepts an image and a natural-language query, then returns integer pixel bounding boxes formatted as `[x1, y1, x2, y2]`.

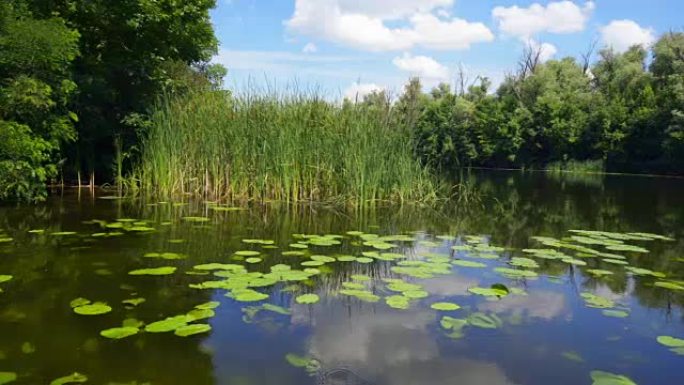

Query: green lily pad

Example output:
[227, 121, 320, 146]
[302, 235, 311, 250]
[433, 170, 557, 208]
[452, 260, 486, 268]
[186, 308, 215, 322]
[129, 267, 177, 276]
[285, 353, 312, 368]
[122, 297, 145, 307]
[402, 290, 429, 299]
[581, 292, 615, 309]
[195, 301, 220, 310]
[468, 287, 508, 297]
[351, 274, 371, 281]
[262, 303, 291, 315]
[145, 315, 188, 333]
[494, 267, 538, 279]
[100, 327, 139, 339]
[339, 289, 380, 302]
[245, 257, 262, 264]
[602, 310, 629, 318]
[590, 371, 637, 385]
[657, 335, 684, 348]
[174, 323, 212, 337]
[385, 295, 411, 309]
[654, 281, 684, 291]
[431, 302, 461, 311]
[235, 250, 260, 257]
[73, 302, 112, 316]
[356, 257, 374, 264]
[295, 294, 320, 304]
[0, 372, 17, 384]
[230, 289, 269, 302]
[50, 372, 88, 385]
[0, 276, 12, 284]
[336, 255, 357, 262]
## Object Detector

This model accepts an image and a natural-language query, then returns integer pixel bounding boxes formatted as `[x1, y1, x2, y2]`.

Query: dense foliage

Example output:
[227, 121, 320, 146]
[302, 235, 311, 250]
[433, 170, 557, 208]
[409, 35, 684, 174]
[0, 0, 222, 201]
[132, 90, 440, 205]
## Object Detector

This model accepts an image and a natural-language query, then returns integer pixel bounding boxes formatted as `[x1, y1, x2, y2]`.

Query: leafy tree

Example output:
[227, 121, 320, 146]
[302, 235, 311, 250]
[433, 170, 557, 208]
[26, 0, 222, 183]
[0, 2, 79, 200]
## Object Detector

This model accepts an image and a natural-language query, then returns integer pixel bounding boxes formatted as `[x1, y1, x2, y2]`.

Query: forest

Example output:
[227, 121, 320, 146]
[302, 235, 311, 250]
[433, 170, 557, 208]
[1, 0, 683, 202]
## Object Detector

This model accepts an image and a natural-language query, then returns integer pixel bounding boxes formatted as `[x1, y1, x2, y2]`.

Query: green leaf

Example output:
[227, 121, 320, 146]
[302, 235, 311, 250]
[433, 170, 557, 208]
[145, 315, 188, 333]
[128, 266, 177, 276]
[73, 302, 112, 315]
[295, 294, 320, 304]
[385, 295, 411, 310]
[0, 275, 13, 284]
[174, 323, 211, 337]
[100, 327, 139, 339]
[0, 372, 17, 384]
[657, 335, 684, 348]
[50, 372, 88, 385]
[590, 370, 637, 385]
[430, 302, 461, 311]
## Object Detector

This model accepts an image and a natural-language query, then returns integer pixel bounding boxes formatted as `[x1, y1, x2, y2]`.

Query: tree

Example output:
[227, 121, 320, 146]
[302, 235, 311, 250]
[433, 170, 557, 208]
[26, 0, 222, 183]
[0, 2, 80, 200]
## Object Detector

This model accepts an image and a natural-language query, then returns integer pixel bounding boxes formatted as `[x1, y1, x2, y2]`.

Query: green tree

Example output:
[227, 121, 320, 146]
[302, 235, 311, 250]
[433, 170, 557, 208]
[26, 0, 221, 184]
[0, 2, 79, 200]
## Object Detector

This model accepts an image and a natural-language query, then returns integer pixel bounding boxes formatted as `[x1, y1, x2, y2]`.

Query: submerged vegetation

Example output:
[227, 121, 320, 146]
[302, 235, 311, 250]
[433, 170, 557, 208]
[130, 90, 441, 204]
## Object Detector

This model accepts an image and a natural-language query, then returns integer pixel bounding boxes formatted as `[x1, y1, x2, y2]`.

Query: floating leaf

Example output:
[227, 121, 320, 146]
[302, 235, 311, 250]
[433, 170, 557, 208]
[195, 301, 220, 310]
[581, 292, 615, 309]
[0, 372, 16, 384]
[100, 327, 139, 340]
[129, 267, 177, 276]
[602, 310, 629, 318]
[295, 294, 320, 304]
[50, 372, 88, 385]
[186, 308, 215, 322]
[431, 302, 461, 311]
[656, 335, 684, 348]
[285, 353, 311, 368]
[494, 267, 538, 279]
[230, 289, 269, 302]
[122, 297, 145, 307]
[468, 287, 508, 297]
[590, 371, 636, 385]
[385, 295, 411, 309]
[654, 281, 684, 291]
[467, 312, 502, 329]
[356, 257, 374, 264]
[0, 276, 12, 284]
[235, 250, 260, 257]
[69, 298, 90, 308]
[452, 260, 486, 268]
[73, 302, 112, 316]
[561, 351, 584, 363]
[339, 289, 380, 302]
[245, 257, 262, 264]
[262, 303, 291, 315]
[145, 315, 188, 333]
[174, 323, 211, 337]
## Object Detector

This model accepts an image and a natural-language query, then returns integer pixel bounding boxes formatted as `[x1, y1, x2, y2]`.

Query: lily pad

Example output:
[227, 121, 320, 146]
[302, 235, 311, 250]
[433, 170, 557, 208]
[385, 295, 411, 309]
[468, 287, 508, 297]
[195, 301, 220, 310]
[73, 302, 112, 316]
[654, 281, 684, 291]
[245, 257, 262, 264]
[590, 371, 637, 385]
[0, 276, 12, 284]
[235, 250, 260, 257]
[129, 267, 177, 276]
[602, 310, 629, 318]
[230, 289, 269, 302]
[50, 372, 88, 385]
[174, 323, 212, 337]
[295, 294, 320, 304]
[431, 302, 461, 311]
[145, 315, 188, 333]
[122, 297, 145, 307]
[100, 327, 139, 340]
[0, 372, 16, 384]
[656, 335, 684, 348]
[186, 308, 215, 322]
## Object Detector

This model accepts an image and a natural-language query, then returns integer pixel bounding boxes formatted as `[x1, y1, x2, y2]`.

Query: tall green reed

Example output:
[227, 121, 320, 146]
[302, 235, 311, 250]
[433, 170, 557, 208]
[130, 89, 441, 206]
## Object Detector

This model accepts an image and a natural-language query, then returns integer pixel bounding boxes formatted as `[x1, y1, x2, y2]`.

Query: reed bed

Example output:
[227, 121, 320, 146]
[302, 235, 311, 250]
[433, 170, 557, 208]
[129, 90, 441, 205]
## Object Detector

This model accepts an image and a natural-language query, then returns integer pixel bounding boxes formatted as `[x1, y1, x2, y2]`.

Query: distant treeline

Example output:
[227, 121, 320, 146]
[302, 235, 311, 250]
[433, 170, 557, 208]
[1, 0, 683, 202]
[391, 34, 684, 175]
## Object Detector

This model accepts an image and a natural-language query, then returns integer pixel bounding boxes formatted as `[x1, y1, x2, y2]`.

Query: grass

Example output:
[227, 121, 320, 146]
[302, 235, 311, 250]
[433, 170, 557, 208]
[545, 159, 606, 174]
[127, 89, 441, 206]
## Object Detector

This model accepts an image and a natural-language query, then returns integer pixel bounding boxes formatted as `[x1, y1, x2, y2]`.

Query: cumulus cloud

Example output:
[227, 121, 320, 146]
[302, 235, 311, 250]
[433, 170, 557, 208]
[285, 0, 494, 51]
[529, 40, 558, 62]
[343, 82, 384, 100]
[393, 53, 450, 81]
[493, 1, 595, 40]
[302, 42, 317, 53]
[600, 20, 656, 52]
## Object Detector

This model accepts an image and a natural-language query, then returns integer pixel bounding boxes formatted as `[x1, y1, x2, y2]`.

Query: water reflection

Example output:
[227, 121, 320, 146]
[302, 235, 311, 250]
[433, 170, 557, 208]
[0, 171, 683, 384]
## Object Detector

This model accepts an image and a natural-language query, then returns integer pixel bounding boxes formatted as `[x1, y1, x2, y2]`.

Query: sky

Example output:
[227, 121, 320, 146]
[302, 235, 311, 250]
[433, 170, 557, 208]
[211, 0, 683, 99]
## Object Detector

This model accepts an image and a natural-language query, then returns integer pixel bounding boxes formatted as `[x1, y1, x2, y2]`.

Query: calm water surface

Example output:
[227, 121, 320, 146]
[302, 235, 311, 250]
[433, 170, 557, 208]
[1, 170, 683, 385]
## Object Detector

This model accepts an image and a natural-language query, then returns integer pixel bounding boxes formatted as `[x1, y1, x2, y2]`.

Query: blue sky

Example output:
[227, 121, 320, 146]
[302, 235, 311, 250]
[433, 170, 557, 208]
[211, 1, 683, 98]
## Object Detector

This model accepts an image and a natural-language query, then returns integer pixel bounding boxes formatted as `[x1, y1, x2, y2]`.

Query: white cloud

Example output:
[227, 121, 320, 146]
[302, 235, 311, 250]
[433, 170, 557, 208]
[343, 82, 384, 100]
[285, 0, 494, 52]
[393, 53, 450, 81]
[529, 40, 558, 62]
[493, 1, 595, 40]
[302, 42, 317, 53]
[600, 20, 656, 53]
